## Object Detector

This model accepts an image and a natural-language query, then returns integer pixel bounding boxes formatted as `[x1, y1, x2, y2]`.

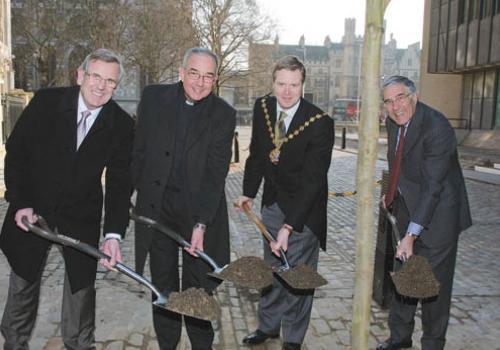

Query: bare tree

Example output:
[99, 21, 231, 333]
[192, 0, 274, 94]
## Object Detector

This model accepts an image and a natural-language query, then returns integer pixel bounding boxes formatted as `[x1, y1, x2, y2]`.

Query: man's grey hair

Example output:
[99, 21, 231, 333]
[79, 48, 124, 82]
[382, 75, 417, 94]
[182, 47, 219, 73]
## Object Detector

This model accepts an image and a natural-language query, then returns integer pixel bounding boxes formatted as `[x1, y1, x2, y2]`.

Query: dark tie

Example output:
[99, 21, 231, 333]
[385, 125, 406, 207]
[275, 111, 287, 141]
[77, 110, 91, 149]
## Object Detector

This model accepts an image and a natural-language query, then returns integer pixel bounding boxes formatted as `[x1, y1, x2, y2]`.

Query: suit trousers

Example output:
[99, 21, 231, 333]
[257, 203, 319, 344]
[150, 190, 214, 350]
[1, 248, 96, 350]
[389, 196, 459, 350]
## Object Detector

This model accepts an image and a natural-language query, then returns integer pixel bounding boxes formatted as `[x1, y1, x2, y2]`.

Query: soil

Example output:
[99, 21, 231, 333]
[391, 255, 440, 299]
[213, 256, 273, 290]
[276, 264, 328, 290]
[166, 287, 220, 321]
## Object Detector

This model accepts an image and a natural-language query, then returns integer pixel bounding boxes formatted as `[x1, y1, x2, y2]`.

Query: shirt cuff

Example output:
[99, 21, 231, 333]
[104, 233, 122, 242]
[407, 222, 423, 236]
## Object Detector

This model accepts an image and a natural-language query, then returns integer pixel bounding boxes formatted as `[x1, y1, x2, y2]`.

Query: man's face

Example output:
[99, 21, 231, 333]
[76, 59, 120, 110]
[179, 54, 217, 102]
[383, 83, 418, 125]
[273, 69, 303, 109]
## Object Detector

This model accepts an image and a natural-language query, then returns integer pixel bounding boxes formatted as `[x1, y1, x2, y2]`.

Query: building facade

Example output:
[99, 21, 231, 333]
[420, 0, 500, 145]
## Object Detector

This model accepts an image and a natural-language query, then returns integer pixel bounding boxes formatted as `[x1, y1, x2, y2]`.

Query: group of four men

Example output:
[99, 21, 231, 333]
[0, 46, 470, 350]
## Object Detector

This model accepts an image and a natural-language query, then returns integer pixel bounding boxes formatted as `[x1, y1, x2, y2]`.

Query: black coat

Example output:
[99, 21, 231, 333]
[243, 96, 334, 250]
[131, 83, 236, 274]
[0, 86, 134, 292]
[387, 101, 472, 247]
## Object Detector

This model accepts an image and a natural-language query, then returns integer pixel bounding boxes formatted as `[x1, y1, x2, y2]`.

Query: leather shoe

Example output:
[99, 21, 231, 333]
[242, 329, 279, 345]
[376, 338, 412, 350]
[282, 342, 301, 350]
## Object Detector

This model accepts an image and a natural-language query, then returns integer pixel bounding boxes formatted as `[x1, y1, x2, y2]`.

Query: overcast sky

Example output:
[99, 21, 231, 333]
[257, 0, 424, 48]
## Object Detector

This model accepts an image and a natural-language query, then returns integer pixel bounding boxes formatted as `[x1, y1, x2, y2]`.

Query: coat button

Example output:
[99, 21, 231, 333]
[154, 180, 161, 186]
[165, 151, 170, 156]
[150, 204, 155, 209]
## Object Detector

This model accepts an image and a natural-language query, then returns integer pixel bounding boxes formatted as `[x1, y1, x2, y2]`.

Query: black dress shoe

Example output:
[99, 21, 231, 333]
[242, 329, 279, 345]
[282, 342, 301, 350]
[376, 338, 412, 350]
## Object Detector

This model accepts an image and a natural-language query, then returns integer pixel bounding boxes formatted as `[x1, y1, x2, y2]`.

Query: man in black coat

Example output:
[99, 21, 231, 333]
[377, 76, 472, 350]
[132, 47, 236, 350]
[237, 55, 334, 350]
[0, 49, 134, 349]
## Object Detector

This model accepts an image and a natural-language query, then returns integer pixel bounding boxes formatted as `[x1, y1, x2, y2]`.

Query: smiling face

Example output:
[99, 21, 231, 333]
[76, 59, 120, 110]
[383, 83, 418, 125]
[179, 53, 217, 102]
[273, 69, 303, 109]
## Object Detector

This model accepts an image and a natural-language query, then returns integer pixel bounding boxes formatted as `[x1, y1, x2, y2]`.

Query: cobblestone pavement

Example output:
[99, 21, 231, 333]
[1, 129, 499, 349]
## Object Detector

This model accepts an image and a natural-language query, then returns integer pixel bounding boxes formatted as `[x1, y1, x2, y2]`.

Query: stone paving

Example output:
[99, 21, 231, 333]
[0, 127, 499, 349]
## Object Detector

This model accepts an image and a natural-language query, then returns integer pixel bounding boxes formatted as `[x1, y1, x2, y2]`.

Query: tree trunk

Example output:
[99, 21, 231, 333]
[351, 0, 390, 349]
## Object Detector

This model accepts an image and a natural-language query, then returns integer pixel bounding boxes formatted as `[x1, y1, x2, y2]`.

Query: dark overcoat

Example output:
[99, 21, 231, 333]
[131, 83, 236, 275]
[0, 86, 134, 292]
[242, 96, 334, 250]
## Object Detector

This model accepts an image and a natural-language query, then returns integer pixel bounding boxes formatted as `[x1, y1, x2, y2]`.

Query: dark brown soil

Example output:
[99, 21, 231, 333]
[391, 255, 440, 299]
[212, 256, 273, 290]
[166, 287, 220, 321]
[277, 264, 328, 290]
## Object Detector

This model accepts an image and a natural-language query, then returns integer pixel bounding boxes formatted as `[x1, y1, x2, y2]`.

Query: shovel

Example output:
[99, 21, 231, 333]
[21, 216, 220, 321]
[379, 204, 440, 299]
[129, 208, 273, 290]
[236, 202, 328, 290]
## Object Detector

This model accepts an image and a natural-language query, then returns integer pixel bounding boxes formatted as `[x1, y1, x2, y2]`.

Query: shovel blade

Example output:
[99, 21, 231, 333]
[163, 287, 221, 321]
[391, 255, 440, 299]
[274, 264, 328, 290]
[207, 256, 273, 290]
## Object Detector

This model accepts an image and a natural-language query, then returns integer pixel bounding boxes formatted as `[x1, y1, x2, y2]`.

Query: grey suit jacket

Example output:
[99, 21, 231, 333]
[386, 101, 472, 247]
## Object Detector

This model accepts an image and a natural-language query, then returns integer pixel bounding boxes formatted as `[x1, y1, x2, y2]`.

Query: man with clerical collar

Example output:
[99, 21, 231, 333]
[237, 55, 334, 350]
[132, 47, 236, 349]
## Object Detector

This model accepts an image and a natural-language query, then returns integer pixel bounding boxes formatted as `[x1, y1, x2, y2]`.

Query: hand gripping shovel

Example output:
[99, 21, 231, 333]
[22, 216, 220, 321]
[380, 205, 440, 299]
[236, 202, 328, 290]
[129, 208, 273, 290]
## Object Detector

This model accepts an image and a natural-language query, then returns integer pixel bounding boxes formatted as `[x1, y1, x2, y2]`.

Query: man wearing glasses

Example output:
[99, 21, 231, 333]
[377, 76, 471, 350]
[0, 48, 134, 349]
[132, 47, 236, 349]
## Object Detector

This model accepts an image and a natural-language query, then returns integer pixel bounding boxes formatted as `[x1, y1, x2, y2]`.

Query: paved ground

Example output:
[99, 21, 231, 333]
[0, 126, 499, 349]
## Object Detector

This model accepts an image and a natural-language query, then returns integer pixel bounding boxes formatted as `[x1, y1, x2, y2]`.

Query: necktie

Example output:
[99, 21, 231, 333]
[385, 125, 406, 207]
[275, 111, 287, 142]
[77, 110, 91, 150]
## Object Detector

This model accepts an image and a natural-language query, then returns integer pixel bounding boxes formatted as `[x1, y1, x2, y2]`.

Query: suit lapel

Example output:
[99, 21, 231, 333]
[287, 98, 307, 135]
[154, 84, 180, 153]
[403, 102, 424, 157]
[54, 87, 79, 154]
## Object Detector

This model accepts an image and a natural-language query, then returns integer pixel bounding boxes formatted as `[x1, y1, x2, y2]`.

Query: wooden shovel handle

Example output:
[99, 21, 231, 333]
[235, 202, 276, 243]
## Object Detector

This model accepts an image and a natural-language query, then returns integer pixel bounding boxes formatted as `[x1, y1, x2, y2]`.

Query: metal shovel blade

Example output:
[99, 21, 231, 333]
[380, 205, 440, 299]
[130, 208, 273, 290]
[237, 203, 328, 290]
[22, 216, 219, 321]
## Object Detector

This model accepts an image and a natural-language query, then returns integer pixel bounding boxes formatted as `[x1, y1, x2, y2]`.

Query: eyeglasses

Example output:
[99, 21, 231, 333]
[186, 69, 216, 83]
[85, 72, 118, 89]
[383, 93, 412, 107]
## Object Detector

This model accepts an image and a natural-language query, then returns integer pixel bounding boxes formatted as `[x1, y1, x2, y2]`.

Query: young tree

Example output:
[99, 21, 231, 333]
[351, 0, 390, 349]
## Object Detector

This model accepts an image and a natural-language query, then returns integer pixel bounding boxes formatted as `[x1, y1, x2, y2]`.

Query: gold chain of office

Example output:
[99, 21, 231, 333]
[261, 97, 327, 149]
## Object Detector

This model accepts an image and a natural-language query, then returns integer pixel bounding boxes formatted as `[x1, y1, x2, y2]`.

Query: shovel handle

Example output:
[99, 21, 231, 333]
[21, 216, 164, 299]
[235, 202, 291, 269]
[129, 207, 221, 271]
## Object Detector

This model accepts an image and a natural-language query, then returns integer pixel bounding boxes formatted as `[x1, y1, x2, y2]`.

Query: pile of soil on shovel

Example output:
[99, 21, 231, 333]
[277, 264, 328, 290]
[391, 255, 440, 299]
[167, 287, 220, 321]
[215, 256, 273, 290]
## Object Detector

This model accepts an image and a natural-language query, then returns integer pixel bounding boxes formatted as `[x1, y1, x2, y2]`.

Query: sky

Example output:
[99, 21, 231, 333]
[256, 0, 424, 49]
